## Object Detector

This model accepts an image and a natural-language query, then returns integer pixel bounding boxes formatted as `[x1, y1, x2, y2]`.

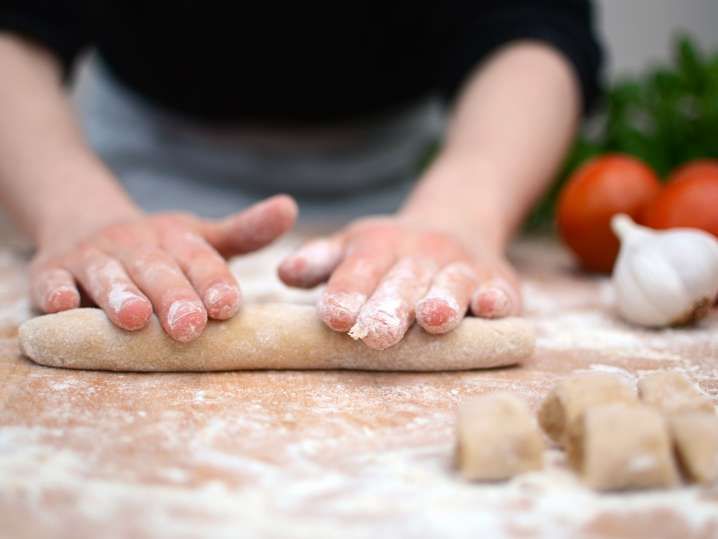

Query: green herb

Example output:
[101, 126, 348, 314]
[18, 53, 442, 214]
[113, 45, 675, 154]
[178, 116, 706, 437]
[525, 35, 718, 232]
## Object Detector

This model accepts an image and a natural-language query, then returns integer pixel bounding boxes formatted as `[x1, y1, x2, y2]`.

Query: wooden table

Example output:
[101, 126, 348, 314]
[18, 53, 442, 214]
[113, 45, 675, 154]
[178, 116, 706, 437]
[1, 231, 717, 539]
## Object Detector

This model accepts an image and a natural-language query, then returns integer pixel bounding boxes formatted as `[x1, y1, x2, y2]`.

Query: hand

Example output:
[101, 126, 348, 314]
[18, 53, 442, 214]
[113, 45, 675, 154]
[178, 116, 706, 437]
[30, 195, 297, 342]
[278, 216, 521, 350]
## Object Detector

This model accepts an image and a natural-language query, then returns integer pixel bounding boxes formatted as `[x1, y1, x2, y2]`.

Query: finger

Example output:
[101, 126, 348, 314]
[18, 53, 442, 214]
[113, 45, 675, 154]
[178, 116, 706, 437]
[121, 248, 207, 342]
[349, 256, 437, 350]
[160, 229, 241, 320]
[202, 194, 298, 257]
[67, 249, 152, 331]
[416, 262, 477, 334]
[316, 240, 397, 333]
[30, 266, 80, 313]
[278, 236, 344, 288]
[470, 274, 522, 319]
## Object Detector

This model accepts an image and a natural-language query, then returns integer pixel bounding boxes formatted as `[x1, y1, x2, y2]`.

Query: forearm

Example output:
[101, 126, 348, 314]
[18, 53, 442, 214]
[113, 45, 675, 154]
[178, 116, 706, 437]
[401, 41, 581, 251]
[0, 34, 139, 248]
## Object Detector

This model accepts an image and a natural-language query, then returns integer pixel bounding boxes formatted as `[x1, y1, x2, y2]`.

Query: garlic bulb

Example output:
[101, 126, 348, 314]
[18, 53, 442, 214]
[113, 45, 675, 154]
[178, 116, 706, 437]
[611, 214, 718, 327]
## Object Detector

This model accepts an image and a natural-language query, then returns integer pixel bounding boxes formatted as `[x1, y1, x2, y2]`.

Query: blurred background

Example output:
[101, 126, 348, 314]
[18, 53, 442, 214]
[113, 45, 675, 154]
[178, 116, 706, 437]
[527, 0, 718, 230]
[1, 2, 716, 240]
[598, 0, 718, 78]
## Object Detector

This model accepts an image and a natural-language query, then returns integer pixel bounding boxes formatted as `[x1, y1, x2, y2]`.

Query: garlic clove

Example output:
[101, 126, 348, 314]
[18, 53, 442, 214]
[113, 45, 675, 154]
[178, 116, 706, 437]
[627, 245, 693, 323]
[613, 260, 668, 326]
[611, 214, 655, 245]
[661, 231, 718, 300]
[611, 214, 718, 328]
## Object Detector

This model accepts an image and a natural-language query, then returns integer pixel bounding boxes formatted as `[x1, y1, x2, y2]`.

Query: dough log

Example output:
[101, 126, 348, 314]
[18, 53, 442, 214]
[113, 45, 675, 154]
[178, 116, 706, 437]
[567, 403, 679, 491]
[638, 371, 715, 415]
[538, 373, 636, 445]
[456, 392, 544, 481]
[18, 304, 535, 372]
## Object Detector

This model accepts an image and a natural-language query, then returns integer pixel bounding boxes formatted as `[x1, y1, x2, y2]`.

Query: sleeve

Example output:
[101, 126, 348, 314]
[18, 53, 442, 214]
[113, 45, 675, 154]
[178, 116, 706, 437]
[438, 0, 604, 114]
[0, 1, 90, 75]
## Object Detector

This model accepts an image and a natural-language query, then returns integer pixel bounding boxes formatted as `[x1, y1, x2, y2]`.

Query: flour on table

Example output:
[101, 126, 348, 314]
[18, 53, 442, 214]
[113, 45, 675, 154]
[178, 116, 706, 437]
[3, 234, 718, 538]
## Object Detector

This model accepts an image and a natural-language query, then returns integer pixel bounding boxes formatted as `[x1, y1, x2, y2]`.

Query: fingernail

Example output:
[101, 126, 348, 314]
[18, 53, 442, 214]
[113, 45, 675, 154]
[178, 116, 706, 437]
[416, 295, 461, 333]
[280, 239, 343, 288]
[46, 286, 79, 312]
[204, 283, 241, 319]
[318, 291, 366, 332]
[473, 283, 512, 318]
[167, 300, 207, 342]
[348, 299, 408, 350]
[108, 284, 142, 314]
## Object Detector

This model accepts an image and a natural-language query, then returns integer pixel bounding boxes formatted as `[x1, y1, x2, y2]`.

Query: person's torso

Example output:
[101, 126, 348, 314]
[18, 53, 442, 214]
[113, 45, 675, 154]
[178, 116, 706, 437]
[79, 3, 451, 126]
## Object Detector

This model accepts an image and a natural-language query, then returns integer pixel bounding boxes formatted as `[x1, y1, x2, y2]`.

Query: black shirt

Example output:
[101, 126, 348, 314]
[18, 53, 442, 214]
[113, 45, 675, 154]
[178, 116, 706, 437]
[0, 2, 603, 126]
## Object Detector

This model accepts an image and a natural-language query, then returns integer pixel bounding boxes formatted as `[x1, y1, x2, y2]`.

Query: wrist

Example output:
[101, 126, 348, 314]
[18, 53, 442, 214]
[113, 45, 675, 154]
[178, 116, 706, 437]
[37, 204, 141, 252]
[399, 153, 514, 252]
[35, 189, 142, 251]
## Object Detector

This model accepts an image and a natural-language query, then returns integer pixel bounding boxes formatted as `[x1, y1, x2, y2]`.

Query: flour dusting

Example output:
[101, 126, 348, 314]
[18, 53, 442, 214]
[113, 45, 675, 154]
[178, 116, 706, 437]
[2, 235, 718, 538]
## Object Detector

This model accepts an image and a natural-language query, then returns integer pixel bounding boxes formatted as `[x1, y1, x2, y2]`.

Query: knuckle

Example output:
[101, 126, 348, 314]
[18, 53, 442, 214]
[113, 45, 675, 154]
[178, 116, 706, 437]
[77, 248, 119, 277]
[98, 222, 144, 247]
[418, 231, 461, 255]
[29, 255, 55, 274]
[446, 261, 477, 279]
[75, 243, 105, 263]
[132, 245, 170, 264]
[152, 212, 196, 230]
[188, 256, 227, 280]
[128, 248, 180, 278]
[181, 233, 216, 257]
[99, 222, 126, 239]
[31, 265, 65, 286]
[348, 216, 395, 236]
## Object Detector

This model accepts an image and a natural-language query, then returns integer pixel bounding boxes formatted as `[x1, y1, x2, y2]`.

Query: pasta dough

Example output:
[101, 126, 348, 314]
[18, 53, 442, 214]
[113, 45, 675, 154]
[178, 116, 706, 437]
[18, 304, 535, 372]
[455, 392, 544, 481]
[538, 373, 636, 445]
[638, 371, 715, 415]
[567, 403, 679, 491]
[669, 413, 718, 484]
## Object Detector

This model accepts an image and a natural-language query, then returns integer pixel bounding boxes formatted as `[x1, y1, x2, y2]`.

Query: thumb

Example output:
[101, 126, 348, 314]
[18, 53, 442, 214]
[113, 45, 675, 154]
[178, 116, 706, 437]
[200, 194, 298, 257]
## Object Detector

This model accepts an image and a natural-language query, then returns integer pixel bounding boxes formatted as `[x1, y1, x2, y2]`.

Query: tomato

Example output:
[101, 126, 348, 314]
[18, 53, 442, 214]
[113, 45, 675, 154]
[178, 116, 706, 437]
[557, 154, 662, 273]
[641, 160, 718, 237]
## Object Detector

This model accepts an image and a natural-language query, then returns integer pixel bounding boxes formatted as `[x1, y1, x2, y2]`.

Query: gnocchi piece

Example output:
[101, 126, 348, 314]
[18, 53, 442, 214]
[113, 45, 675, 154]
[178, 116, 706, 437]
[638, 371, 715, 415]
[669, 412, 718, 484]
[538, 373, 636, 445]
[456, 392, 544, 481]
[567, 403, 680, 491]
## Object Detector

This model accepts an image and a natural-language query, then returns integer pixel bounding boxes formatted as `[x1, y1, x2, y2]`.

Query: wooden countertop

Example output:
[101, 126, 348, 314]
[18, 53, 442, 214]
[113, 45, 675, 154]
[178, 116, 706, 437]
[1, 230, 717, 539]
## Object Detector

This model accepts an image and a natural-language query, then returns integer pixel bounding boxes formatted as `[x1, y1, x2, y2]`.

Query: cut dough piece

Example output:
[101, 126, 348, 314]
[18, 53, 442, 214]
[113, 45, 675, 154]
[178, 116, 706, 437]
[455, 392, 544, 481]
[18, 304, 535, 372]
[638, 371, 715, 415]
[669, 412, 718, 484]
[538, 373, 636, 445]
[567, 403, 679, 491]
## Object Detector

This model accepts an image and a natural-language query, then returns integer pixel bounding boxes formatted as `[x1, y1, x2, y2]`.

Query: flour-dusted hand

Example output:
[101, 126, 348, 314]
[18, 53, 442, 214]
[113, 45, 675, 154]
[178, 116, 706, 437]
[279, 42, 583, 350]
[30, 195, 297, 342]
[278, 217, 521, 350]
[0, 36, 299, 343]
[1, 35, 581, 351]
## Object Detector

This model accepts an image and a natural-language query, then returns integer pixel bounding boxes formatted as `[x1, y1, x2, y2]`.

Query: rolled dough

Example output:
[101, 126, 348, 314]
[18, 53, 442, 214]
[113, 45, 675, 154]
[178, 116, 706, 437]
[18, 304, 535, 372]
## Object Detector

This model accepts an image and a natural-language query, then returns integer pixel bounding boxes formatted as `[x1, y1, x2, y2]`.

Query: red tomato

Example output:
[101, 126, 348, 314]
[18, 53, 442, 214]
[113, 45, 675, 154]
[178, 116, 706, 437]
[557, 154, 662, 273]
[641, 160, 718, 237]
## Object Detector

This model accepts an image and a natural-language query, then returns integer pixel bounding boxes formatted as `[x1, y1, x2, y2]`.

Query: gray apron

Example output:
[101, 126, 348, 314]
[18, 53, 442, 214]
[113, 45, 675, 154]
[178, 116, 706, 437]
[71, 56, 445, 225]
